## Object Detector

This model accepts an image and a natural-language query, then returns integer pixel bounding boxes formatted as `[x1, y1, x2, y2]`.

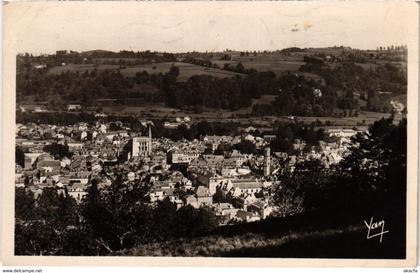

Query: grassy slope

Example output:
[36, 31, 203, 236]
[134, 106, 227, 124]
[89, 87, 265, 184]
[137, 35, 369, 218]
[48, 64, 120, 74]
[211, 54, 323, 82]
[48, 62, 243, 82]
[225, 227, 404, 258]
[115, 207, 406, 258]
[116, 226, 367, 257]
[46, 55, 405, 123]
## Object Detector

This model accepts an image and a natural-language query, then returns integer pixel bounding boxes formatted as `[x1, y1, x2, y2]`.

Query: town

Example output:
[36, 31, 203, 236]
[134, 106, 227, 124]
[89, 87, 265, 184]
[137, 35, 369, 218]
[15, 111, 362, 225]
[7, 0, 411, 260]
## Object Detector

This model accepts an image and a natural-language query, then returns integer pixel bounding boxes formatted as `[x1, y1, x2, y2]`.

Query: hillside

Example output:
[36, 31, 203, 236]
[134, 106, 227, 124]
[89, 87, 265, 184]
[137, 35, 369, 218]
[81, 49, 115, 56]
[116, 206, 405, 258]
[47, 62, 244, 82]
[18, 47, 407, 119]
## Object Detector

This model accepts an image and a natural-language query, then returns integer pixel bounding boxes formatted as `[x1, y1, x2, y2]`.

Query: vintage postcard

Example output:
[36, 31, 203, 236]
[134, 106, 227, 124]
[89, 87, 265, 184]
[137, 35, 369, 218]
[1, 0, 418, 267]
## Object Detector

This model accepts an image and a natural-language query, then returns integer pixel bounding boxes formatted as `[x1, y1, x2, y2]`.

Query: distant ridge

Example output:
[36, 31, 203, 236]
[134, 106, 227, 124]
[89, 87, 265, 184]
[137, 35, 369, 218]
[81, 49, 115, 56]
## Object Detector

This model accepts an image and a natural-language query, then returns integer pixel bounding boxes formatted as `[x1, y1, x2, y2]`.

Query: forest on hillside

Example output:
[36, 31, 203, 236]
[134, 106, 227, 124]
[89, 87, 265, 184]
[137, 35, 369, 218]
[16, 49, 407, 117]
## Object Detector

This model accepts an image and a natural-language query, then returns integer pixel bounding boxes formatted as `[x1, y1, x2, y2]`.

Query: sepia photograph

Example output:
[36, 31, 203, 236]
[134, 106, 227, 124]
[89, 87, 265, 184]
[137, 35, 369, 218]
[1, 0, 418, 267]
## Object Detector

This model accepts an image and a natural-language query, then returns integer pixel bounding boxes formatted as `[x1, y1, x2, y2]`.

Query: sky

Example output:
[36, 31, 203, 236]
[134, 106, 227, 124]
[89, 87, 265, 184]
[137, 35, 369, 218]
[4, 1, 418, 54]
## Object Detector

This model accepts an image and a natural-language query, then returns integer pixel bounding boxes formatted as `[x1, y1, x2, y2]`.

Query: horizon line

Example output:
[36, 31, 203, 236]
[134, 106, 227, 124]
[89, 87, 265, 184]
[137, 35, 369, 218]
[18, 44, 408, 56]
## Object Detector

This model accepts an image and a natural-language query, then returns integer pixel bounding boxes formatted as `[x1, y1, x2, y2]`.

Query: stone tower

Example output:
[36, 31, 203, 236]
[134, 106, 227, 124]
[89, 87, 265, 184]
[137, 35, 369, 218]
[264, 147, 271, 176]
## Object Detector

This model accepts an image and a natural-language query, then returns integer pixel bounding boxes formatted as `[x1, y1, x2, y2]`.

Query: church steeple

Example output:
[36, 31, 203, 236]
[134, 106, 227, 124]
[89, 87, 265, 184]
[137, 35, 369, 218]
[148, 125, 152, 139]
[148, 124, 152, 156]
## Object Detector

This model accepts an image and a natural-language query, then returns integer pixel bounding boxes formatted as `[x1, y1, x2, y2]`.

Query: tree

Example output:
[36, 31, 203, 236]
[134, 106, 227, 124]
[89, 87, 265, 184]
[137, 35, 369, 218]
[270, 139, 294, 154]
[294, 101, 313, 116]
[252, 104, 274, 116]
[152, 201, 218, 239]
[15, 187, 36, 220]
[203, 143, 213, 154]
[150, 198, 179, 240]
[221, 54, 231, 61]
[15, 187, 81, 255]
[135, 71, 150, 84]
[338, 117, 406, 205]
[214, 143, 233, 156]
[272, 92, 295, 115]
[37, 187, 79, 229]
[47, 96, 66, 111]
[233, 140, 257, 155]
[109, 122, 124, 131]
[81, 175, 153, 252]
[273, 117, 407, 220]
[15, 219, 61, 255]
[43, 143, 73, 160]
[169, 65, 180, 78]
[273, 183, 304, 217]
[235, 62, 245, 73]
[81, 179, 114, 251]
[274, 159, 334, 212]
[15, 146, 25, 167]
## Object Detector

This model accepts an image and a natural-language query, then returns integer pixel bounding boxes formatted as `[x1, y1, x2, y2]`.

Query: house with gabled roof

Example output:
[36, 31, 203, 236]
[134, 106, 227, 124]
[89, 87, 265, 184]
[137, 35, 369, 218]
[67, 183, 88, 203]
[248, 200, 272, 219]
[69, 171, 91, 184]
[196, 186, 212, 207]
[235, 210, 260, 222]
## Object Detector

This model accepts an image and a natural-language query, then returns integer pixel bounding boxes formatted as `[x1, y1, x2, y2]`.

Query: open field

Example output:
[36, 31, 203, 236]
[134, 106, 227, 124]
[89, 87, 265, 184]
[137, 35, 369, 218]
[212, 59, 307, 75]
[355, 62, 380, 70]
[211, 54, 323, 83]
[295, 110, 403, 126]
[225, 95, 277, 115]
[303, 47, 351, 56]
[100, 101, 398, 128]
[92, 57, 143, 62]
[103, 95, 276, 117]
[211, 53, 308, 76]
[48, 62, 243, 82]
[48, 64, 120, 74]
[121, 62, 244, 81]
[48, 53, 324, 83]
[244, 60, 304, 74]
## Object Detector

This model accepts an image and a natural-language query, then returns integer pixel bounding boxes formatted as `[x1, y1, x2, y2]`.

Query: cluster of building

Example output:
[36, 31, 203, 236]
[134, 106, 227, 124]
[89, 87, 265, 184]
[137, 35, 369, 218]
[163, 116, 191, 129]
[15, 119, 362, 225]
